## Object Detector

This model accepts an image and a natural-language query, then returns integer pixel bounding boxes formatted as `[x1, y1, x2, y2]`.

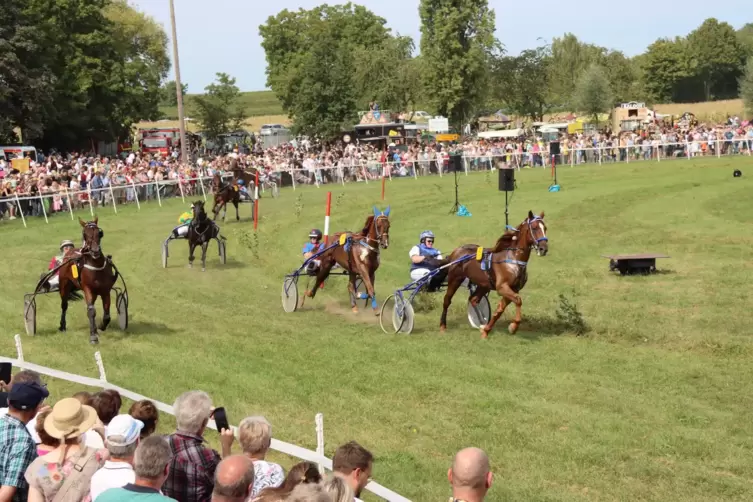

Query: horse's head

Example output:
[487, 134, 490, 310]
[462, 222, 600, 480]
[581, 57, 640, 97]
[372, 205, 391, 249]
[78, 217, 103, 257]
[192, 200, 207, 223]
[520, 210, 548, 256]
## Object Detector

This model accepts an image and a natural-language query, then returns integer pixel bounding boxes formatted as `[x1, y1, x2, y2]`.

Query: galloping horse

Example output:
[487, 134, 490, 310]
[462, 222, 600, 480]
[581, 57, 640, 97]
[302, 206, 391, 313]
[57, 218, 118, 344]
[211, 174, 240, 222]
[187, 200, 222, 271]
[440, 211, 549, 338]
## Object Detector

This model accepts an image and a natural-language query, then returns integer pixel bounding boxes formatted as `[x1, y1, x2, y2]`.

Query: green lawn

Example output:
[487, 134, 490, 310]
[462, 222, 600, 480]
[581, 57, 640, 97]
[2, 158, 753, 501]
[159, 90, 284, 119]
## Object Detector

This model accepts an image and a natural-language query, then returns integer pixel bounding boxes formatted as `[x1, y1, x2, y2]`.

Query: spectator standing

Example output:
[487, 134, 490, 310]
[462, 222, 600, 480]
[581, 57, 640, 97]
[0, 370, 49, 443]
[253, 461, 321, 502]
[447, 447, 493, 502]
[322, 475, 354, 502]
[210, 456, 254, 502]
[286, 483, 330, 502]
[25, 397, 106, 502]
[128, 401, 159, 440]
[33, 410, 58, 456]
[332, 441, 373, 499]
[96, 436, 175, 502]
[0, 382, 49, 502]
[163, 391, 234, 502]
[90, 415, 144, 500]
[237, 417, 283, 498]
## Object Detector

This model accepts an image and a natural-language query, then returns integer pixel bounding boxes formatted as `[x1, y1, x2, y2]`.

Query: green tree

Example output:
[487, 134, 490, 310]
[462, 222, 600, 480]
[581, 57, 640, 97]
[191, 73, 247, 143]
[419, 0, 497, 128]
[687, 18, 747, 100]
[491, 45, 551, 121]
[548, 34, 604, 107]
[259, 3, 391, 137]
[737, 23, 753, 57]
[573, 63, 613, 124]
[160, 80, 189, 107]
[640, 37, 693, 103]
[740, 57, 753, 117]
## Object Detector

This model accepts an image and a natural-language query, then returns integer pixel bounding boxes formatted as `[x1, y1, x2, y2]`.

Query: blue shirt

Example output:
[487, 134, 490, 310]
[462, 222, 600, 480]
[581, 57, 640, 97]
[302, 242, 323, 255]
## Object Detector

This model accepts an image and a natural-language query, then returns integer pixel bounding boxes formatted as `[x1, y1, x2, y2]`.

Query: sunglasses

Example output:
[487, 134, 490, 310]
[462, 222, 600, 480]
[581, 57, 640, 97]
[425, 240, 434, 243]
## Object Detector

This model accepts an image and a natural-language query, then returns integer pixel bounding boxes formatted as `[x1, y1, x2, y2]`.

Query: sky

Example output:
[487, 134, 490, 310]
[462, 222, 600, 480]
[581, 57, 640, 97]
[132, 0, 751, 92]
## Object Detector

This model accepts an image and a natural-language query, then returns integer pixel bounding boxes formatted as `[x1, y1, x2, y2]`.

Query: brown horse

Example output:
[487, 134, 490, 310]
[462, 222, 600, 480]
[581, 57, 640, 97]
[440, 211, 549, 338]
[211, 174, 240, 222]
[188, 200, 223, 271]
[302, 206, 391, 313]
[57, 217, 118, 344]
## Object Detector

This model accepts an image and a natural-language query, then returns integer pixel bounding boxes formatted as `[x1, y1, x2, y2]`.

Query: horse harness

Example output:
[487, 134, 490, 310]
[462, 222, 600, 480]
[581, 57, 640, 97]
[478, 217, 547, 282]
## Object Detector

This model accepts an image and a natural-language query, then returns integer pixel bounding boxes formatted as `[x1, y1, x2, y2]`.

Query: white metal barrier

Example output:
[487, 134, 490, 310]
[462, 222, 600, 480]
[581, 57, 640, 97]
[2, 335, 410, 502]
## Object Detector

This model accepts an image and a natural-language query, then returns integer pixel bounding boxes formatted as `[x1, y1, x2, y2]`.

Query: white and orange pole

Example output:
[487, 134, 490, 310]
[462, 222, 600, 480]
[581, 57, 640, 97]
[253, 170, 260, 230]
[323, 191, 332, 245]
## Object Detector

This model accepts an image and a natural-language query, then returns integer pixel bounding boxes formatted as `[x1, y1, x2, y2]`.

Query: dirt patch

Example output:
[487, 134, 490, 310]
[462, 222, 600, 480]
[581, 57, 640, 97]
[324, 301, 380, 325]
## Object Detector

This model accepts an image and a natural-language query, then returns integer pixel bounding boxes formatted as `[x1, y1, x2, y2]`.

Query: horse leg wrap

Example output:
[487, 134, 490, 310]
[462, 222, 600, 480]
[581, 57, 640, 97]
[371, 296, 378, 309]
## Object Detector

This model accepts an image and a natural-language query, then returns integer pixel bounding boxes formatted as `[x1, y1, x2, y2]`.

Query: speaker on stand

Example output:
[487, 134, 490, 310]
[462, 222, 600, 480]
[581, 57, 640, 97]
[448, 153, 463, 214]
[498, 167, 515, 228]
[549, 141, 561, 192]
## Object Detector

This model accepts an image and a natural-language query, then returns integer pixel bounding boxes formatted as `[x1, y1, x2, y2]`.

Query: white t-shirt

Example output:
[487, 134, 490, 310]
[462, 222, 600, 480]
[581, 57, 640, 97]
[91, 461, 135, 501]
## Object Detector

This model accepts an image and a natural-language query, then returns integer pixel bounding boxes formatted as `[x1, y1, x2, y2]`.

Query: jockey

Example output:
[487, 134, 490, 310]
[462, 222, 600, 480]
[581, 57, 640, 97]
[303, 229, 324, 274]
[47, 240, 76, 291]
[236, 179, 252, 201]
[409, 230, 446, 291]
[169, 205, 194, 240]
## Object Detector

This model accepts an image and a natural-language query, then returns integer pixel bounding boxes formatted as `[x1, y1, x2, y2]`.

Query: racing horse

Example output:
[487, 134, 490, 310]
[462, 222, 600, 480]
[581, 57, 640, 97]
[211, 174, 240, 222]
[57, 218, 118, 344]
[188, 200, 222, 271]
[302, 206, 391, 313]
[439, 211, 549, 338]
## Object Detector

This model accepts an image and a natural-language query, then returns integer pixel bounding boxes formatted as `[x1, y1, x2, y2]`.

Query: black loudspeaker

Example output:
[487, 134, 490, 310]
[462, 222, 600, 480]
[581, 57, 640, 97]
[733, 169, 742, 177]
[550, 141, 561, 156]
[498, 168, 515, 192]
[450, 154, 463, 173]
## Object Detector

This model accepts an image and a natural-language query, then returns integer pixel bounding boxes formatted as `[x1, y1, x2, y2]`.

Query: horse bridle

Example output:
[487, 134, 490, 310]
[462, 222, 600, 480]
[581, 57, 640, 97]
[525, 217, 548, 251]
[81, 223, 103, 259]
[366, 215, 390, 249]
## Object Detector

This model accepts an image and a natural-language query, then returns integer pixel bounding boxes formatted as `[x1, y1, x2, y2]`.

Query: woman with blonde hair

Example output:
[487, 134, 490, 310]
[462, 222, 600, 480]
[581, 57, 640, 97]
[238, 416, 284, 498]
[253, 461, 321, 502]
[24, 398, 108, 502]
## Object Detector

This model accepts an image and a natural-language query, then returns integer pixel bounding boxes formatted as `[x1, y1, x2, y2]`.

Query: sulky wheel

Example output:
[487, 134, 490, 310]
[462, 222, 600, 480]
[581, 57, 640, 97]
[116, 292, 129, 330]
[281, 276, 299, 313]
[467, 294, 491, 329]
[23, 298, 37, 336]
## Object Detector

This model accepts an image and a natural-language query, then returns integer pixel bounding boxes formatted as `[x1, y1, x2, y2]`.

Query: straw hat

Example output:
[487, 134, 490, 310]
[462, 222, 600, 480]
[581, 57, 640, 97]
[44, 398, 98, 440]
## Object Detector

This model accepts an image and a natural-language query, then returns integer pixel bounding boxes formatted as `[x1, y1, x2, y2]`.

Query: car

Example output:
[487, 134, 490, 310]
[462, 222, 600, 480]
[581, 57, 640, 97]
[260, 124, 289, 136]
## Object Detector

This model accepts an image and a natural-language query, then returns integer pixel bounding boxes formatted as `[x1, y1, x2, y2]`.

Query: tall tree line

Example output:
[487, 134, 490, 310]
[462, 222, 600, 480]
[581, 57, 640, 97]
[259, 6, 753, 135]
[0, 0, 169, 150]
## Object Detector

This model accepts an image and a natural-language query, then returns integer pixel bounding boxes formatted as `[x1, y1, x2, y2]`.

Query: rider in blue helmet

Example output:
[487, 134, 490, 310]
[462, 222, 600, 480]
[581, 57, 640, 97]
[303, 228, 324, 274]
[409, 230, 446, 291]
[236, 178, 252, 201]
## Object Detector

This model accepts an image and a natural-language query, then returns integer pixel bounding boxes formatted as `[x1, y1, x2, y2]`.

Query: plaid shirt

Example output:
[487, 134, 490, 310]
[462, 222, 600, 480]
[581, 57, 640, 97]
[163, 431, 221, 502]
[0, 414, 37, 502]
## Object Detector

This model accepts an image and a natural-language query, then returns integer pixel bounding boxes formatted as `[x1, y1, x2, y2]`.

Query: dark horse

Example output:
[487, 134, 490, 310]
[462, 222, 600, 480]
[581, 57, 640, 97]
[188, 200, 221, 271]
[57, 218, 117, 344]
[302, 206, 391, 313]
[211, 174, 240, 222]
[440, 211, 549, 338]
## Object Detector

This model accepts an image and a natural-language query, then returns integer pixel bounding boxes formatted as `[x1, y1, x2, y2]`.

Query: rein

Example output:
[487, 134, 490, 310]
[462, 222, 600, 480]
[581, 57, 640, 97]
[363, 215, 389, 249]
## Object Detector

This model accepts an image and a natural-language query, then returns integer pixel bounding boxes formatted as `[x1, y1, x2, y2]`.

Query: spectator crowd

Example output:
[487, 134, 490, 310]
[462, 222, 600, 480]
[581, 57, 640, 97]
[0, 370, 495, 502]
[2, 117, 751, 222]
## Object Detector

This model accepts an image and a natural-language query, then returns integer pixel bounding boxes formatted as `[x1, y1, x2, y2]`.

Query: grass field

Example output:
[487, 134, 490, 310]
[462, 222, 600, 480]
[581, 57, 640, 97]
[2, 157, 753, 501]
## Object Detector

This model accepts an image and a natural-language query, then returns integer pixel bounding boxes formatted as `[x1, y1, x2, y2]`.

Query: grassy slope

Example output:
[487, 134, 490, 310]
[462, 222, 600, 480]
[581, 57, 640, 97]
[2, 158, 753, 501]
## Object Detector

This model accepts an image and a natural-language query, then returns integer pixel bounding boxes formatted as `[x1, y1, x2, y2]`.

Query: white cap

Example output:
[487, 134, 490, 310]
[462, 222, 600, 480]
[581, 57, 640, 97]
[106, 414, 144, 446]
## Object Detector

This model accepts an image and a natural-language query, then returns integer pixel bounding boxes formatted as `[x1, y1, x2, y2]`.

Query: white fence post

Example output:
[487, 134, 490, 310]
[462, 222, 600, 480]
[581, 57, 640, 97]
[109, 184, 118, 214]
[94, 351, 107, 382]
[14, 335, 23, 362]
[14, 193, 27, 228]
[155, 181, 162, 207]
[64, 187, 75, 220]
[39, 195, 49, 224]
[87, 185, 94, 217]
[315, 413, 325, 475]
[131, 180, 141, 210]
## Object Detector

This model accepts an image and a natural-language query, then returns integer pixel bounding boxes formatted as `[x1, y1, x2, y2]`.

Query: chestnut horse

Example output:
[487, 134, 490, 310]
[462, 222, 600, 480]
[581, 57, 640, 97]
[302, 206, 391, 313]
[211, 174, 240, 222]
[57, 218, 118, 344]
[440, 211, 549, 338]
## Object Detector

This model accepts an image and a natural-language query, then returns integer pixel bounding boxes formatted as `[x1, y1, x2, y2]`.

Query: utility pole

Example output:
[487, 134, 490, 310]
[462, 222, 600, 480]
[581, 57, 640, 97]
[169, 0, 189, 164]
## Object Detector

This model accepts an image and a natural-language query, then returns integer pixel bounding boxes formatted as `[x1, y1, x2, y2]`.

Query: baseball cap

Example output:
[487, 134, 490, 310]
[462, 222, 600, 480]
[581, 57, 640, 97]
[106, 414, 144, 446]
[8, 382, 49, 411]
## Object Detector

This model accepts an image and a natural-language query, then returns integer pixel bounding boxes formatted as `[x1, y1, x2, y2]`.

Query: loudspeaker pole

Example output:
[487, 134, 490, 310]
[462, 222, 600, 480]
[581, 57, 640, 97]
[448, 153, 461, 214]
[505, 189, 509, 228]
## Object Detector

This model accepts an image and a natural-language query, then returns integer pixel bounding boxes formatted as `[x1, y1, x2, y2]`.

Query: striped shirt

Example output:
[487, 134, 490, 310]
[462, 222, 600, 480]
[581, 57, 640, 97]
[0, 414, 37, 502]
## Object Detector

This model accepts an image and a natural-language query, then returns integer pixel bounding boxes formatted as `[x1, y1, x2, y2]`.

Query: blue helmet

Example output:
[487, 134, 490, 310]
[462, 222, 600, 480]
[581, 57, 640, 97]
[236, 179, 245, 185]
[419, 230, 434, 243]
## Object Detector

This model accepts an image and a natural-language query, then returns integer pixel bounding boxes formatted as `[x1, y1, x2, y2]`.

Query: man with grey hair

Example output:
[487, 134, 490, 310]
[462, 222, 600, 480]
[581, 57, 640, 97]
[94, 436, 174, 502]
[163, 391, 234, 502]
[90, 414, 144, 500]
[447, 447, 493, 502]
[210, 455, 254, 502]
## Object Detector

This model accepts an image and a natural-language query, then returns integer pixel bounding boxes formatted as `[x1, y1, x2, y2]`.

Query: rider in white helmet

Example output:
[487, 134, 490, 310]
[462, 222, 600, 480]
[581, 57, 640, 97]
[409, 230, 446, 291]
[46, 240, 76, 291]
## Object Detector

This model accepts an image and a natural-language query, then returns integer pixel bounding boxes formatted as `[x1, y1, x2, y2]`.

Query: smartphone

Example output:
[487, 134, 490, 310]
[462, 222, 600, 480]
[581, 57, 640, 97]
[0, 363, 11, 385]
[213, 407, 230, 432]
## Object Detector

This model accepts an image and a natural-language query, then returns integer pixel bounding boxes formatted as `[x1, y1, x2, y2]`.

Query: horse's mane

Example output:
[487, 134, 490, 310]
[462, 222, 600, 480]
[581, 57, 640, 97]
[360, 215, 375, 235]
[490, 231, 518, 253]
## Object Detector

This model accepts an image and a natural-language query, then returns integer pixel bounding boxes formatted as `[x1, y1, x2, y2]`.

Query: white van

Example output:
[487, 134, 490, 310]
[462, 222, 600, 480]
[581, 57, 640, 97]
[0, 146, 39, 163]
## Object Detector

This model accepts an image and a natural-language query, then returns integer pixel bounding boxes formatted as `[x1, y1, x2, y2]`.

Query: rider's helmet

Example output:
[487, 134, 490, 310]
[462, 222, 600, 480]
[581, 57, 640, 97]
[308, 229, 323, 241]
[60, 240, 75, 251]
[419, 230, 435, 244]
[236, 179, 245, 186]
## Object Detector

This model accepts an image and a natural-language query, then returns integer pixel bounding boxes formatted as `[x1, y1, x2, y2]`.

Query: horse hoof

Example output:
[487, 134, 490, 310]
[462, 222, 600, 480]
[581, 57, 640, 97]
[202, 268, 206, 272]
[352, 307, 359, 313]
[188, 264, 193, 268]
[440, 325, 446, 333]
[480, 329, 489, 339]
[90, 336, 99, 345]
[508, 322, 519, 334]
[59, 327, 66, 333]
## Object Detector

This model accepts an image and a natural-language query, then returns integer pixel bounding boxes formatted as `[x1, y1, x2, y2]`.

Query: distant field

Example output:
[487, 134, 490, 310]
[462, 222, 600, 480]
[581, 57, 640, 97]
[159, 90, 284, 119]
[137, 115, 291, 135]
